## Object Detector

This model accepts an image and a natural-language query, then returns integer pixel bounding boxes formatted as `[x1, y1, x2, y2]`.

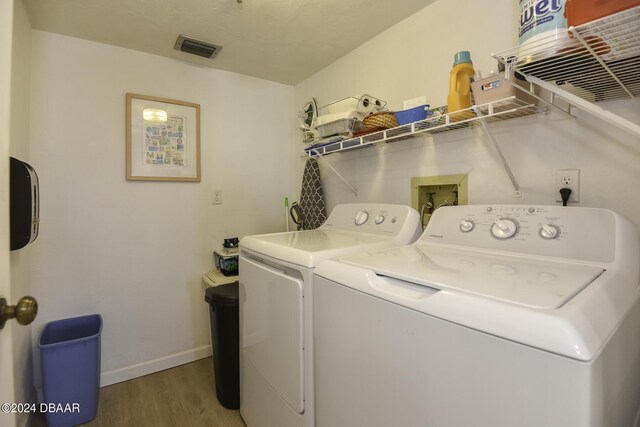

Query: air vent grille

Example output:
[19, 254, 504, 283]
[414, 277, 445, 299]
[174, 35, 222, 59]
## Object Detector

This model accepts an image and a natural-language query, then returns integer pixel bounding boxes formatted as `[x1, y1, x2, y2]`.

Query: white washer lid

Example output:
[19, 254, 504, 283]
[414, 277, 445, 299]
[240, 229, 392, 268]
[340, 244, 604, 309]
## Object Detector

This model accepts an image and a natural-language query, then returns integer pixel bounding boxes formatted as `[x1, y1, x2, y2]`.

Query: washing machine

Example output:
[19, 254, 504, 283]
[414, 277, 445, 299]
[239, 203, 421, 427]
[313, 205, 640, 427]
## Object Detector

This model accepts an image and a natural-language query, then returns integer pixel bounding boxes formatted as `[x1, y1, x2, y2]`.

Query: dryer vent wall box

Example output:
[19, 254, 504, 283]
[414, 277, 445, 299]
[10, 157, 39, 251]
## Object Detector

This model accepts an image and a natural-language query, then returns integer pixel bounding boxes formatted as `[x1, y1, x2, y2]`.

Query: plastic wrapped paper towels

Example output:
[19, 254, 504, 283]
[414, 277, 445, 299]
[314, 111, 364, 127]
[324, 94, 386, 115]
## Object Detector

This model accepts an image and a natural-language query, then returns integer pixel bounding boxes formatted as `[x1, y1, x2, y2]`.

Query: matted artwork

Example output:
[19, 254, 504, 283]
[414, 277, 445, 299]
[126, 93, 200, 181]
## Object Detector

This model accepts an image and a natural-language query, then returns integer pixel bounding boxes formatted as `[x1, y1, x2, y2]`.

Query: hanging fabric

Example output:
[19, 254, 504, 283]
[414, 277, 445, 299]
[294, 158, 327, 230]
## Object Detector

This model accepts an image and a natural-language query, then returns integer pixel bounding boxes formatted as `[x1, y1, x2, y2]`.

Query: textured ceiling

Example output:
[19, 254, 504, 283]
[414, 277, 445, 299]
[23, 0, 434, 85]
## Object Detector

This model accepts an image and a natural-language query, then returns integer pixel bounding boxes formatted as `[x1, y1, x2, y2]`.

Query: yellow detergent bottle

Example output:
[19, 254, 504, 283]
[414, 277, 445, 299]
[447, 51, 475, 114]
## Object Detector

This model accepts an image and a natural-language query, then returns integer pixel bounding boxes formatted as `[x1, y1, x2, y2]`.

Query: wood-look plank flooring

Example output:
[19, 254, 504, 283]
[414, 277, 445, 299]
[32, 358, 246, 427]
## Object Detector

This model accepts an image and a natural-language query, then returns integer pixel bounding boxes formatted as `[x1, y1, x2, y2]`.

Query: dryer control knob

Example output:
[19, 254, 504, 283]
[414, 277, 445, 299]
[459, 220, 474, 232]
[354, 210, 369, 225]
[375, 214, 385, 224]
[491, 219, 517, 239]
[540, 224, 560, 239]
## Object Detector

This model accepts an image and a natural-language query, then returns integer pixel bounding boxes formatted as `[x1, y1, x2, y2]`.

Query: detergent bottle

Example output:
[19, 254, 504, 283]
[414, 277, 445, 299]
[447, 51, 475, 114]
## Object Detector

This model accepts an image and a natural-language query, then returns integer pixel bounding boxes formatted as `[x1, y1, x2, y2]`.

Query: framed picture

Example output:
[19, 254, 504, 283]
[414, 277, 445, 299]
[126, 93, 201, 181]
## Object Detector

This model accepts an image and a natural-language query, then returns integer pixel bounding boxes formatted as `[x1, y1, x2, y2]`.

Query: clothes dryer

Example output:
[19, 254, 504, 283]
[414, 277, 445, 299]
[239, 203, 421, 427]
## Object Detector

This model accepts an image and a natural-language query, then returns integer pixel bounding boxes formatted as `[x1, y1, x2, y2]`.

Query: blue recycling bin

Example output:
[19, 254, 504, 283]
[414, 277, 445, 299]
[38, 314, 102, 427]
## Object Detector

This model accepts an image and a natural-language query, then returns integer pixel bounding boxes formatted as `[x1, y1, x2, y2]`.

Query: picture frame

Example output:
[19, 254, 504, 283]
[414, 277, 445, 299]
[126, 93, 201, 182]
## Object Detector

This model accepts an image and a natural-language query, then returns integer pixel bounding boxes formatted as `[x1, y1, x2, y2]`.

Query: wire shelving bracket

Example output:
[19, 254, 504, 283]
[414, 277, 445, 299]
[311, 149, 358, 196]
[471, 105, 521, 196]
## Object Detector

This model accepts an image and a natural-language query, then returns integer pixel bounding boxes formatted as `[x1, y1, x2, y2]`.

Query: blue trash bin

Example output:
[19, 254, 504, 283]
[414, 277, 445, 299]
[38, 314, 102, 427]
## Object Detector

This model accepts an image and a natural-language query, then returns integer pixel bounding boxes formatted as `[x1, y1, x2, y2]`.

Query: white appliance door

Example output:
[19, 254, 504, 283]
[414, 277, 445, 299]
[240, 256, 304, 413]
[313, 275, 591, 427]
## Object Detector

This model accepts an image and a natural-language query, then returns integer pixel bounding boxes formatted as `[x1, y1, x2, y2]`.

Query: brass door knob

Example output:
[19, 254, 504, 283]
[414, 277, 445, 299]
[0, 296, 38, 329]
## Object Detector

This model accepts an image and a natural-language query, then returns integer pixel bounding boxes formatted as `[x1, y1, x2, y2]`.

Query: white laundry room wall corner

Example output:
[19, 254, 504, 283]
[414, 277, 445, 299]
[28, 30, 295, 390]
[294, 0, 640, 229]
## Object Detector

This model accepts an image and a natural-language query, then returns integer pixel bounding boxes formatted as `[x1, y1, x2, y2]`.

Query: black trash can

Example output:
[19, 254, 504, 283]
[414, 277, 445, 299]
[204, 283, 240, 409]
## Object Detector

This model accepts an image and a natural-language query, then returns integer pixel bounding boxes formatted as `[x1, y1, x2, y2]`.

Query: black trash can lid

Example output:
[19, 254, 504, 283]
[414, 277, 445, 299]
[205, 282, 239, 305]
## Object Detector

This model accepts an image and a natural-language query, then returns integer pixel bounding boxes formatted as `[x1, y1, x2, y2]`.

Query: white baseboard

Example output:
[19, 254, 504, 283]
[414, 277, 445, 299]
[100, 345, 212, 387]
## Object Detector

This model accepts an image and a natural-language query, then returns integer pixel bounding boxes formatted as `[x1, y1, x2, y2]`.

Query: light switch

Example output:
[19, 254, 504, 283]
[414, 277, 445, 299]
[212, 189, 222, 205]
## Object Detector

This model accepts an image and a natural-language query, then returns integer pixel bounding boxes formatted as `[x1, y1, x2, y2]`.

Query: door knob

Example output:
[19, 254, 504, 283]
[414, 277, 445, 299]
[0, 296, 38, 329]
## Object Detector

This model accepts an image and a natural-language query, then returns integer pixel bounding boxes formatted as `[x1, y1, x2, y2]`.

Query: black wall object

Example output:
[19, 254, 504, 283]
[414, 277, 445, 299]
[10, 157, 39, 251]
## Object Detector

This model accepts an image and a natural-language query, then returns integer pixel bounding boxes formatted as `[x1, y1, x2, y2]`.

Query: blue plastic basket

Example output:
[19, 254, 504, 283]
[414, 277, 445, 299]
[38, 314, 102, 427]
[394, 104, 431, 125]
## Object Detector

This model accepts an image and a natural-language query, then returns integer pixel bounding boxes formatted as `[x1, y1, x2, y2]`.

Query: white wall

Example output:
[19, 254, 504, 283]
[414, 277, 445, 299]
[9, 0, 34, 424]
[29, 31, 295, 388]
[294, 0, 640, 229]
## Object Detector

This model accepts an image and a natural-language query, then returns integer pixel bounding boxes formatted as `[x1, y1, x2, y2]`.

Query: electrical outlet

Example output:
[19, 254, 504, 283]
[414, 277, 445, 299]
[555, 169, 580, 203]
[211, 189, 222, 205]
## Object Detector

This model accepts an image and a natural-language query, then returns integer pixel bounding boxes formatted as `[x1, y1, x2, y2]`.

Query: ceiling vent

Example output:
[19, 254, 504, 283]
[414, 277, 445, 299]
[174, 35, 222, 59]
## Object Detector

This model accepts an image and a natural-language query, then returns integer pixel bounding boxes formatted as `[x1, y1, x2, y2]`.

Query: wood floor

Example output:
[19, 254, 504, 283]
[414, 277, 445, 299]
[32, 358, 246, 427]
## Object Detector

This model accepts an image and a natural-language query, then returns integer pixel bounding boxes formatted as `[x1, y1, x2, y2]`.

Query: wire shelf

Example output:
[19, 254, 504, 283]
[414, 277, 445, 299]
[303, 97, 546, 157]
[495, 6, 640, 103]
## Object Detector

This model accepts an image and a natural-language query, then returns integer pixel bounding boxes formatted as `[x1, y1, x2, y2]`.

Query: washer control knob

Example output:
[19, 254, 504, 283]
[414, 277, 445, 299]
[375, 214, 385, 225]
[540, 224, 560, 239]
[354, 210, 369, 225]
[459, 220, 474, 232]
[491, 219, 517, 239]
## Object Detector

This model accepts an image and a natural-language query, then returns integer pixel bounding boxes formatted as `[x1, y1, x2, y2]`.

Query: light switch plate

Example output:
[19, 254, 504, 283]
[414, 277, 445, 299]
[211, 189, 222, 205]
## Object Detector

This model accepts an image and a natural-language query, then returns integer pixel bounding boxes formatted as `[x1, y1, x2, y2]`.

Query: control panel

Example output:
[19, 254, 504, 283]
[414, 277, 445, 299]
[422, 205, 618, 263]
[321, 204, 421, 240]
